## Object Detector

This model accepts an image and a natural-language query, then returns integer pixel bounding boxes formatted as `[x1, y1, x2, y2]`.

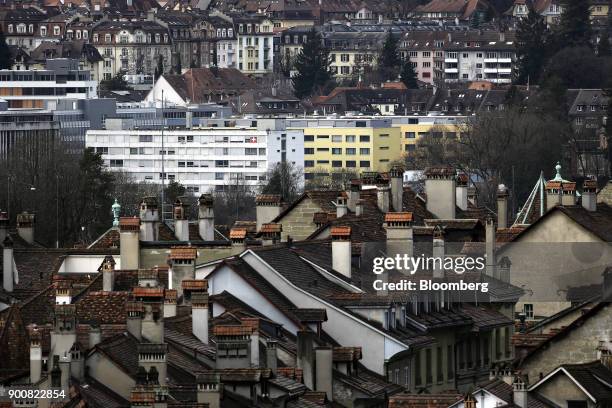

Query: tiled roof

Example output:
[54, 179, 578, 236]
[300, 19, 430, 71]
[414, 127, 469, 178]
[255, 194, 282, 204]
[95, 333, 139, 377]
[75, 291, 129, 325]
[229, 228, 248, 239]
[556, 361, 612, 402]
[212, 325, 253, 336]
[260, 223, 282, 233]
[333, 346, 362, 362]
[132, 287, 165, 298]
[181, 280, 208, 291]
[119, 217, 140, 231]
[169, 247, 197, 260]
[388, 393, 463, 408]
[385, 212, 413, 223]
[330, 226, 351, 237]
[292, 308, 328, 322]
[162, 68, 257, 104]
[424, 166, 455, 177]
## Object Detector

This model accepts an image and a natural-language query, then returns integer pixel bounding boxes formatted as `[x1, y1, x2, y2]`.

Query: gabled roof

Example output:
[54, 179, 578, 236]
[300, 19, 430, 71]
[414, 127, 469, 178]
[529, 361, 612, 403]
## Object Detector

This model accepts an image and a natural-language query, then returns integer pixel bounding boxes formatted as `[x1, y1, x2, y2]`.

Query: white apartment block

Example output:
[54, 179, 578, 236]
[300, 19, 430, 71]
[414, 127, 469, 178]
[86, 118, 304, 194]
[443, 48, 514, 84]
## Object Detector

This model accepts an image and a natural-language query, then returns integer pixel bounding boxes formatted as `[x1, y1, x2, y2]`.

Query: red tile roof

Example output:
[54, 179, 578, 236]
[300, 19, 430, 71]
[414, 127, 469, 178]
[331, 226, 351, 237]
[213, 325, 253, 336]
[384, 212, 413, 223]
[132, 287, 164, 298]
[169, 246, 197, 260]
[255, 194, 282, 205]
[229, 228, 247, 240]
[181, 280, 208, 291]
[260, 223, 282, 233]
[119, 217, 140, 231]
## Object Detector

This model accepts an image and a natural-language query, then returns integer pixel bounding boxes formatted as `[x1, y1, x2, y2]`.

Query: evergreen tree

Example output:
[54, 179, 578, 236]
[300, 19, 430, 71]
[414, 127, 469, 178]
[400, 57, 418, 89]
[291, 28, 332, 99]
[0, 29, 12, 69]
[598, 31, 611, 57]
[155, 55, 164, 80]
[557, 0, 592, 48]
[378, 32, 401, 81]
[515, 4, 548, 84]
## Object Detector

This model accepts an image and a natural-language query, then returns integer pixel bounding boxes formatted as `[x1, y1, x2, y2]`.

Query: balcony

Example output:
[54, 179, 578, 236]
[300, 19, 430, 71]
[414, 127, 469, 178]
[444, 58, 458, 63]
[484, 58, 498, 63]
[483, 68, 498, 74]
[498, 68, 512, 74]
[444, 68, 458, 74]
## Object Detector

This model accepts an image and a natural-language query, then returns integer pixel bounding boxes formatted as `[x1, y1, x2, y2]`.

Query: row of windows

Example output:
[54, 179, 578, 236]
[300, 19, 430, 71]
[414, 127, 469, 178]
[305, 147, 374, 155]
[304, 135, 371, 143]
[305, 160, 371, 168]
[92, 32, 168, 44]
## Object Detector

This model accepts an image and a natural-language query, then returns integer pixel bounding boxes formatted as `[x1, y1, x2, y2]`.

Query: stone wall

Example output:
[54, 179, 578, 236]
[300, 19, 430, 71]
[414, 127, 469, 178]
[279, 198, 323, 241]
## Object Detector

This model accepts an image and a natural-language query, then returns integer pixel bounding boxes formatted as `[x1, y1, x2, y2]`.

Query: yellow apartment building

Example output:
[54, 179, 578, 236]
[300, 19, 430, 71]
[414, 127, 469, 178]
[287, 117, 402, 179]
[391, 116, 466, 156]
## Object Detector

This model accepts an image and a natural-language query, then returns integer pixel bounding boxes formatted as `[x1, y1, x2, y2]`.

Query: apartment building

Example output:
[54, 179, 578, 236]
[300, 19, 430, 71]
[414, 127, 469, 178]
[0, 59, 97, 109]
[287, 117, 401, 178]
[234, 15, 275, 75]
[391, 115, 465, 155]
[324, 30, 386, 78]
[86, 117, 304, 193]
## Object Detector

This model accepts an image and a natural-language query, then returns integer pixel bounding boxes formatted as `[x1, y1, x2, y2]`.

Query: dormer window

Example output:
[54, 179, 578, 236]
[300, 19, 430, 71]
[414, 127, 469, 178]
[53, 26, 60, 36]
[40, 26, 47, 37]
[7, 24, 13, 33]
[228, 28, 233, 37]
[28, 24, 33, 33]
[17, 24, 26, 34]
[105, 33, 111, 43]
[83, 31, 88, 39]
[155, 33, 160, 43]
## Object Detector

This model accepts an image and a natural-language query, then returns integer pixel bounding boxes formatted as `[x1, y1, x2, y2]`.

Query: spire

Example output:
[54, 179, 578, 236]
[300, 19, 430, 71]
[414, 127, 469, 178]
[552, 161, 563, 181]
[112, 199, 121, 226]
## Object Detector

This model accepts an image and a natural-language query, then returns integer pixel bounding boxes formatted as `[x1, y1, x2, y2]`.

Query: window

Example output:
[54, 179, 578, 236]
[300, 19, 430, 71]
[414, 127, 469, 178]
[332, 160, 342, 168]
[95, 147, 108, 154]
[426, 349, 432, 384]
[346, 135, 356, 142]
[53, 26, 60, 36]
[110, 159, 123, 167]
[346, 148, 356, 155]
[341, 54, 349, 62]
[139, 135, 153, 142]
[359, 135, 370, 142]
[304, 135, 314, 142]
[304, 160, 314, 167]
[245, 148, 257, 155]
[130, 148, 138, 154]
[405, 132, 415, 138]
[523, 304, 534, 319]
[304, 148, 314, 154]
[359, 148, 370, 155]
[332, 148, 342, 155]
[40, 26, 47, 36]
[332, 135, 342, 143]
[359, 161, 370, 168]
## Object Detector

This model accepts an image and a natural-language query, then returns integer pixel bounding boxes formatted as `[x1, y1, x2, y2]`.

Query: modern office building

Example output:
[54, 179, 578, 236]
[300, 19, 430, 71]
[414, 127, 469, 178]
[86, 117, 304, 193]
[0, 59, 98, 109]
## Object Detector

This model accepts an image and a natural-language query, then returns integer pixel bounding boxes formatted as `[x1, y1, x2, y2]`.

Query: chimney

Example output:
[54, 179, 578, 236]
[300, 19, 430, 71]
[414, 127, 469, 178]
[468, 187, 477, 206]
[389, 165, 404, 212]
[498, 256, 511, 283]
[432, 225, 445, 278]
[29, 326, 42, 383]
[197, 373, 221, 408]
[59, 355, 70, 392]
[242, 318, 260, 367]
[545, 181, 562, 210]
[355, 199, 365, 216]
[51, 304, 77, 371]
[119, 217, 140, 270]
[138, 268, 159, 288]
[3, 236, 14, 292]
[456, 173, 469, 211]
[230, 228, 247, 250]
[137, 343, 168, 386]
[315, 346, 333, 401]
[173, 198, 190, 241]
[425, 166, 456, 219]
[164, 289, 177, 318]
[347, 180, 360, 212]
[260, 223, 282, 245]
[336, 194, 348, 218]
[139, 197, 159, 242]
[597, 341, 612, 370]
[126, 301, 143, 341]
[89, 325, 102, 348]
[464, 393, 477, 408]
[512, 376, 528, 408]
[485, 216, 496, 278]
[384, 213, 414, 268]
[16, 211, 35, 244]
[137, 290, 166, 344]
[497, 184, 509, 229]
[561, 182, 576, 206]
[331, 226, 351, 278]
[582, 179, 597, 212]
[100, 255, 116, 292]
[0, 211, 8, 243]
[51, 356, 61, 388]
[266, 340, 277, 373]
[297, 331, 316, 390]
[70, 342, 85, 381]
[255, 194, 282, 233]
[54, 279, 72, 305]
[168, 246, 197, 299]
[377, 184, 391, 213]
[192, 291, 209, 344]
[198, 194, 215, 241]
[214, 325, 252, 369]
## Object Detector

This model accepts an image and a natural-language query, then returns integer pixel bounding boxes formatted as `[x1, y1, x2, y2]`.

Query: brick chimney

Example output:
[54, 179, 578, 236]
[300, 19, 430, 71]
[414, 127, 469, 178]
[376, 184, 390, 213]
[0, 211, 8, 243]
[497, 184, 509, 229]
[512, 375, 528, 408]
[331, 226, 351, 279]
[297, 330, 316, 390]
[139, 197, 159, 242]
[213, 325, 252, 369]
[198, 194, 215, 241]
[137, 343, 168, 386]
[255, 194, 283, 233]
[16, 211, 35, 244]
[192, 291, 209, 344]
[3, 235, 14, 292]
[485, 216, 496, 278]
[384, 212, 414, 264]
[336, 194, 348, 218]
[315, 346, 333, 401]
[432, 225, 445, 278]
[119, 217, 140, 270]
[164, 289, 177, 318]
[54, 278, 72, 305]
[347, 180, 360, 212]
[173, 198, 190, 241]
[29, 325, 42, 383]
[168, 246, 197, 299]
[229, 227, 247, 250]
[99, 255, 116, 292]
[389, 165, 404, 212]
[260, 223, 282, 245]
[196, 372, 221, 408]
[425, 166, 456, 219]
[456, 173, 469, 211]
[133, 287, 165, 343]
[582, 179, 597, 212]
